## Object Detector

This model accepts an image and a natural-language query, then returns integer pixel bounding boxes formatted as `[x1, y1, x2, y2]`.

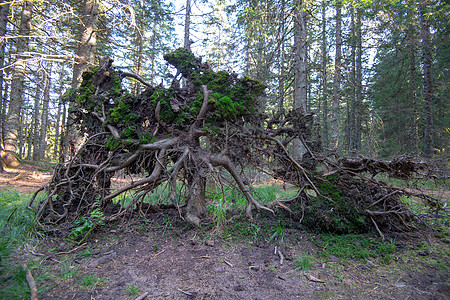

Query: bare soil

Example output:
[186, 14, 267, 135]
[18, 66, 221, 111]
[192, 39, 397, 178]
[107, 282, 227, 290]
[2, 164, 449, 299]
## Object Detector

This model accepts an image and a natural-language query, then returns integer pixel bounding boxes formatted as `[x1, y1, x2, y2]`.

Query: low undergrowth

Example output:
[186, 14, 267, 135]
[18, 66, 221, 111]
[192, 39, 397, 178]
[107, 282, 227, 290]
[0, 190, 40, 299]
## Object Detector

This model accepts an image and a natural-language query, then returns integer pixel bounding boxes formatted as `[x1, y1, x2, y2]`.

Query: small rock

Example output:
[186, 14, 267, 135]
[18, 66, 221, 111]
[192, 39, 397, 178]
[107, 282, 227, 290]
[205, 240, 215, 247]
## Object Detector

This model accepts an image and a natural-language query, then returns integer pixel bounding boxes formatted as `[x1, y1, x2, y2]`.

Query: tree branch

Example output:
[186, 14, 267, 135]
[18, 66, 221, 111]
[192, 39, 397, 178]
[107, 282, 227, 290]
[120, 71, 153, 87]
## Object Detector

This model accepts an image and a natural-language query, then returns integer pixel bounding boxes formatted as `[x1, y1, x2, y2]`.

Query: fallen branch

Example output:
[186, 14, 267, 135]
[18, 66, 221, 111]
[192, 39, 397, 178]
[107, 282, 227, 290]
[23, 264, 38, 300]
[134, 291, 149, 300]
[177, 288, 192, 296]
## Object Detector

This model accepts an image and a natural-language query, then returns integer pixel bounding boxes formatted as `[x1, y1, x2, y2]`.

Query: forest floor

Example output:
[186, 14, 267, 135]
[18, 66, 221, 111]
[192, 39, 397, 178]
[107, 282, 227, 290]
[1, 162, 449, 299]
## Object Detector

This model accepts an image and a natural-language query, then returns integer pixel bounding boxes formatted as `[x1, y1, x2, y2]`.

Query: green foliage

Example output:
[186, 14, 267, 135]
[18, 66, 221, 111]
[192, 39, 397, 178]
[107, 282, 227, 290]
[109, 94, 140, 126]
[207, 199, 228, 230]
[105, 136, 121, 150]
[60, 264, 79, 279]
[163, 48, 197, 76]
[295, 255, 312, 272]
[316, 234, 395, 264]
[77, 274, 107, 290]
[124, 283, 140, 297]
[269, 221, 286, 244]
[304, 176, 366, 234]
[0, 190, 39, 299]
[149, 86, 176, 123]
[68, 208, 105, 244]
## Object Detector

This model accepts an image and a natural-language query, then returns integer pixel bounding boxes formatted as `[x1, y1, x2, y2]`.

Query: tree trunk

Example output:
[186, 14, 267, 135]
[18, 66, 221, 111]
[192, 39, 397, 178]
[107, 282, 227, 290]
[185, 171, 206, 226]
[355, 8, 362, 153]
[31, 81, 41, 161]
[1, 49, 11, 145]
[321, 0, 328, 149]
[65, 0, 98, 161]
[409, 27, 419, 154]
[420, 4, 433, 158]
[292, 0, 308, 161]
[38, 62, 52, 160]
[53, 65, 66, 160]
[330, 0, 342, 150]
[0, 2, 9, 125]
[3, 1, 32, 167]
[348, 7, 356, 155]
[184, 0, 191, 50]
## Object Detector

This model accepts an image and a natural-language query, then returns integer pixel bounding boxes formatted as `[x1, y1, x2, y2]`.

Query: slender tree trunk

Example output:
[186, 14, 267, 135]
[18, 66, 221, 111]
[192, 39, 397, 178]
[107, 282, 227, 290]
[293, 0, 308, 161]
[53, 65, 65, 160]
[321, 0, 328, 149]
[277, 0, 286, 115]
[58, 100, 66, 163]
[330, 0, 342, 150]
[1, 49, 11, 145]
[348, 7, 356, 155]
[409, 28, 419, 154]
[184, 0, 191, 50]
[38, 62, 52, 160]
[133, 0, 144, 95]
[355, 8, 362, 153]
[3, 1, 32, 167]
[18, 109, 25, 159]
[0, 2, 10, 126]
[32, 81, 41, 161]
[420, 4, 433, 158]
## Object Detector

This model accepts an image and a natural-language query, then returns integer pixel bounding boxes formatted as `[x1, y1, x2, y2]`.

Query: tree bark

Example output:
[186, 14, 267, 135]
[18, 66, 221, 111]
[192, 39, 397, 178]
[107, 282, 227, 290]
[38, 62, 52, 160]
[31, 80, 41, 161]
[409, 26, 419, 154]
[184, 0, 191, 50]
[330, 0, 342, 150]
[0, 2, 10, 128]
[53, 64, 66, 160]
[355, 8, 362, 153]
[65, 0, 98, 161]
[347, 7, 356, 154]
[293, 0, 308, 161]
[3, 1, 32, 167]
[420, 3, 433, 158]
[321, 0, 328, 149]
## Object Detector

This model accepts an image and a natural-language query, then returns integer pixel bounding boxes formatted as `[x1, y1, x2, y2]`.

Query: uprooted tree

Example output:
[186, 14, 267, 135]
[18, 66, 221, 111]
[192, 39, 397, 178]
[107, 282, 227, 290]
[29, 48, 446, 236]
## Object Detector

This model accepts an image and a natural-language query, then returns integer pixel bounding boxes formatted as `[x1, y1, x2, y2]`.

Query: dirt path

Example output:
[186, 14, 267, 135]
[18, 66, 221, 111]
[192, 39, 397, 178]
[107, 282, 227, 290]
[0, 163, 52, 193]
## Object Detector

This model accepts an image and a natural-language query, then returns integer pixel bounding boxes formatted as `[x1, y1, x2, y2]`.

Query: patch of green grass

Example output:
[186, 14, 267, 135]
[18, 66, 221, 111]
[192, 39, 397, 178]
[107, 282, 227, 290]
[0, 190, 41, 299]
[77, 274, 108, 291]
[124, 283, 140, 297]
[207, 198, 228, 230]
[60, 264, 79, 279]
[317, 234, 396, 263]
[269, 221, 286, 244]
[224, 216, 261, 242]
[295, 255, 312, 272]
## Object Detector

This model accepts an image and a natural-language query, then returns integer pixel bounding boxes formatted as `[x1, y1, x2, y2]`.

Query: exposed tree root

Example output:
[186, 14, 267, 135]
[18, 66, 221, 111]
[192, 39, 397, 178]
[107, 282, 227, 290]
[30, 49, 446, 235]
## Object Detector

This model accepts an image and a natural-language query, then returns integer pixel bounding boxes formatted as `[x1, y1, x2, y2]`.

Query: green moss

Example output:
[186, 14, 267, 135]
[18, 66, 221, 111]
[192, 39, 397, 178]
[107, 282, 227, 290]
[120, 126, 137, 139]
[139, 132, 157, 144]
[105, 137, 121, 151]
[149, 86, 176, 123]
[109, 94, 140, 126]
[163, 48, 197, 76]
[303, 176, 367, 234]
